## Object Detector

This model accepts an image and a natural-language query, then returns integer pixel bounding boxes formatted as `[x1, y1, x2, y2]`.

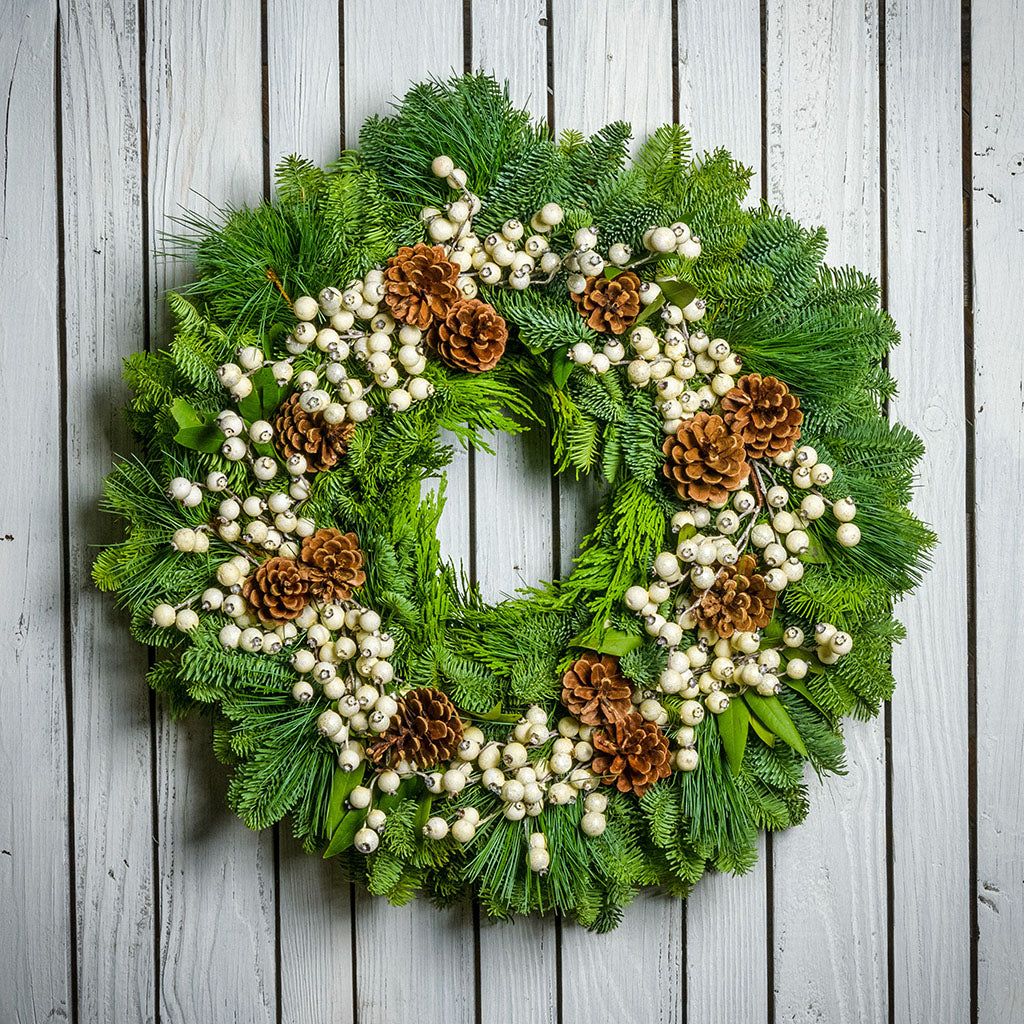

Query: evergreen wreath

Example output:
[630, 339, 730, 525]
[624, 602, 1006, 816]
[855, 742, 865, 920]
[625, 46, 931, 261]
[96, 74, 934, 931]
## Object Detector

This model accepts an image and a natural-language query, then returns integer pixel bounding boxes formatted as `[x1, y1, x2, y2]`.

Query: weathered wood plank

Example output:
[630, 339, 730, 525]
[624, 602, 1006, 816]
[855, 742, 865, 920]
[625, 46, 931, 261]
[343, 5, 477, 1022]
[263, 8, 355, 1023]
[267, 0, 342, 181]
[885, 1, 971, 1021]
[676, 3, 770, 1020]
[471, 4, 559, 1020]
[972, 1, 1024, 1018]
[59, 1, 155, 1021]
[766, 2, 888, 1020]
[146, 2, 278, 1018]
[553, 4, 684, 1020]
[0, 4, 73, 1021]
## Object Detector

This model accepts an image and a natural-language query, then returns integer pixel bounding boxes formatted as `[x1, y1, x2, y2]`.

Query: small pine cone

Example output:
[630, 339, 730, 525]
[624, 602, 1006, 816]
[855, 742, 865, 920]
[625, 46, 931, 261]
[569, 270, 642, 334]
[383, 243, 461, 329]
[561, 652, 633, 726]
[429, 298, 508, 373]
[273, 393, 355, 475]
[368, 687, 464, 769]
[720, 373, 803, 459]
[242, 556, 309, 624]
[298, 529, 366, 603]
[694, 554, 776, 639]
[662, 411, 751, 504]
[591, 713, 672, 797]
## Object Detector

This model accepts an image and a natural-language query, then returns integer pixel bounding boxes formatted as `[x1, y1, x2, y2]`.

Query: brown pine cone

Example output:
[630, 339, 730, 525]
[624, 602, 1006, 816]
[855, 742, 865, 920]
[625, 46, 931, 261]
[720, 373, 803, 459]
[242, 556, 309, 624]
[561, 652, 633, 726]
[429, 298, 508, 373]
[592, 713, 672, 797]
[662, 411, 751, 504]
[273, 393, 355, 475]
[383, 243, 461, 329]
[298, 529, 366, 603]
[693, 554, 776, 639]
[367, 688, 464, 769]
[569, 270, 642, 334]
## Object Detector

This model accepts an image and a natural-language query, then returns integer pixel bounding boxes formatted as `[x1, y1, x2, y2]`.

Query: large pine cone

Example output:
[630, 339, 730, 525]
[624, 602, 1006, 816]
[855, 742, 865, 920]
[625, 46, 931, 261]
[694, 554, 776, 639]
[383, 243, 461, 329]
[273, 393, 355, 474]
[368, 688, 464, 769]
[720, 373, 803, 459]
[429, 298, 508, 373]
[662, 412, 751, 503]
[561, 652, 633, 726]
[592, 714, 672, 797]
[570, 271, 642, 334]
[242, 556, 309, 624]
[298, 529, 366, 603]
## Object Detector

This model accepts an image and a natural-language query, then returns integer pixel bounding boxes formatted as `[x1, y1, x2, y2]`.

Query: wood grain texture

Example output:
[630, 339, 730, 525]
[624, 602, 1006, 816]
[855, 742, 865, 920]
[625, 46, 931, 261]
[145, 3, 278, 1019]
[59, 1, 155, 1021]
[0, 5, 73, 1022]
[766, 2, 888, 1020]
[676, 3, 770, 1020]
[471, 5, 559, 1020]
[267, 0, 342, 181]
[552, 5, 685, 1019]
[342, 5, 476, 1021]
[972, 1, 1024, 1018]
[677, 0, 762, 197]
[264, 10, 355, 1023]
[884, 1, 971, 1021]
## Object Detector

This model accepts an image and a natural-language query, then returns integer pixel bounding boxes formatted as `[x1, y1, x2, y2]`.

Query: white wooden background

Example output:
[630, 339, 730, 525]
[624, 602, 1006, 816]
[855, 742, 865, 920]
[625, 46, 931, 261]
[1, 0, 1018, 1020]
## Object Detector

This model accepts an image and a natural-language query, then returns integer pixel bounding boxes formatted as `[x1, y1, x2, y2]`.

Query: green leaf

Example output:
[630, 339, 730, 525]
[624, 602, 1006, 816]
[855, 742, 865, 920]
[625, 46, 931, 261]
[603, 266, 625, 279]
[326, 762, 366, 835]
[802, 532, 828, 564]
[323, 807, 368, 858]
[413, 794, 434, 832]
[552, 348, 574, 390]
[632, 293, 665, 327]
[783, 677, 829, 715]
[170, 398, 203, 430]
[715, 698, 750, 774]
[743, 694, 808, 758]
[255, 366, 287, 419]
[173, 423, 225, 454]
[236, 384, 262, 424]
[477, 702, 521, 724]
[659, 279, 698, 311]
[747, 713, 776, 747]
[572, 628, 641, 657]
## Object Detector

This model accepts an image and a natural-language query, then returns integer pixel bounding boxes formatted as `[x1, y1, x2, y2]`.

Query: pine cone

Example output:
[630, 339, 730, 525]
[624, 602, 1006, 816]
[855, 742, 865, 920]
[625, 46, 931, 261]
[570, 270, 642, 334]
[273, 393, 355, 475]
[242, 556, 309, 624]
[662, 411, 751, 504]
[592, 713, 672, 797]
[720, 373, 803, 460]
[368, 688, 464, 769]
[561, 652, 633, 726]
[693, 554, 776, 639]
[298, 529, 366, 603]
[383, 243, 461, 329]
[429, 298, 508, 373]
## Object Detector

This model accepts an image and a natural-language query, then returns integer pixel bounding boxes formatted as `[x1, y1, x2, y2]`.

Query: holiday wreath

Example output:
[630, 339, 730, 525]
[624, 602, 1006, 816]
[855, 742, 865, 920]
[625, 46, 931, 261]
[96, 75, 934, 931]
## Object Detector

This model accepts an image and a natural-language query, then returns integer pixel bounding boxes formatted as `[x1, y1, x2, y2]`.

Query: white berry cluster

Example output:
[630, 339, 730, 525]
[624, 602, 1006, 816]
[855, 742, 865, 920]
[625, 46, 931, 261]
[419, 155, 563, 294]
[338, 704, 628, 863]
[215, 285, 435, 455]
